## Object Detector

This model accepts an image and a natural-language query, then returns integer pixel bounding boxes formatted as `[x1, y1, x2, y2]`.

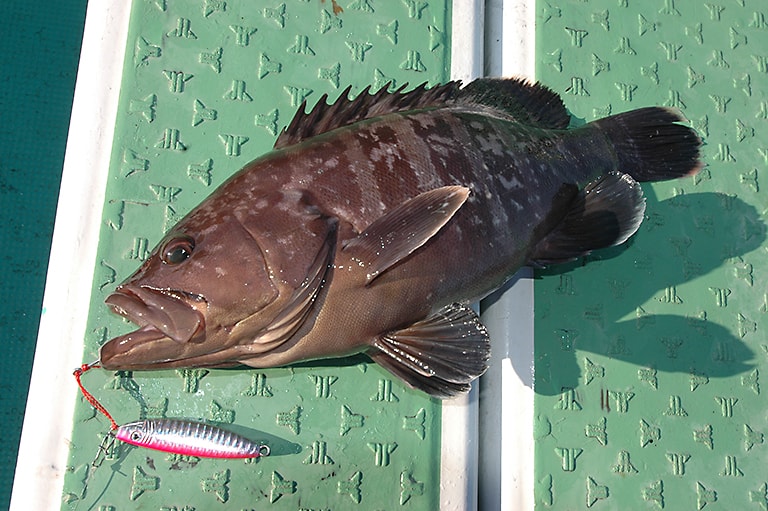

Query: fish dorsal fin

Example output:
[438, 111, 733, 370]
[530, 172, 646, 266]
[274, 82, 462, 149]
[456, 77, 571, 129]
[368, 303, 491, 398]
[342, 186, 469, 284]
[275, 78, 570, 149]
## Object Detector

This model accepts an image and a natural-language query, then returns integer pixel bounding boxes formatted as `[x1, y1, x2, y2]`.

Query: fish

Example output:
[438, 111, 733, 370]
[99, 78, 702, 398]
[115, 418, 270, 458]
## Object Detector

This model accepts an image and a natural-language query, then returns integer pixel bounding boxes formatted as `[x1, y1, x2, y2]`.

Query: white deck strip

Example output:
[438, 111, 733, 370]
[441, 1, 485, 509]
[9, 1, 131, 509]
[478, 1, 536, 510]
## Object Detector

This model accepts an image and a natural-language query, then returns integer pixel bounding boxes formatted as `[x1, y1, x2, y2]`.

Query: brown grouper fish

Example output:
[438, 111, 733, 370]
[100, 78, 702, 397]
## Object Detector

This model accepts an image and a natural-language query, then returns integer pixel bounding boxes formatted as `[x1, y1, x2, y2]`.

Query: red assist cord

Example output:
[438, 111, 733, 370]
[73, 362, 118, 431]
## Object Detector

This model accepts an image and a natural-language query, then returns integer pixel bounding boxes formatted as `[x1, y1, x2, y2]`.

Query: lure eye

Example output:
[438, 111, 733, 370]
[161, 236, 195, 265]
[130, 431, 142, 442]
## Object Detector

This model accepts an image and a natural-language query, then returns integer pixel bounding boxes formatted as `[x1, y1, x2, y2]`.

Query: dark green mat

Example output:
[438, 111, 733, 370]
[0, 2, 87, 509]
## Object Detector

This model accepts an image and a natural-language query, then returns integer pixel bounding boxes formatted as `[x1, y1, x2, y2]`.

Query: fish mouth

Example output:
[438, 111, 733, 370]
[100, 286, 206, 369]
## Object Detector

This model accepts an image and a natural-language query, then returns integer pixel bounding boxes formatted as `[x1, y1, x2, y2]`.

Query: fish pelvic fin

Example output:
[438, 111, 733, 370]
[531, 172, 646, 266]
[456, 77, 571, 129]
[590, 107, 703, 182]
[342, 186, 469, 284]
[368, 303, 491, 398]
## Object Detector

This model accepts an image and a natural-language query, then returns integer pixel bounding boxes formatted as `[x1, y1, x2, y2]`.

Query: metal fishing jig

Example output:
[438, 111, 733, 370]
[115, 418, 271, 459]
[74, 361, 270, 459]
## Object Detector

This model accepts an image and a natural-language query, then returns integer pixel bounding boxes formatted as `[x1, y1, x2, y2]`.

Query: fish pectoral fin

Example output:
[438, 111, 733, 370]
[343, 186, 469, 284]
[367, 303, 490, 398]
[530, 171, 646, 266]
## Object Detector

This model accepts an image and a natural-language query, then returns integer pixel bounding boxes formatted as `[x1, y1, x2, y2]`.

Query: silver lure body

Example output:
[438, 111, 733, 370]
[115, 418, 270, 459]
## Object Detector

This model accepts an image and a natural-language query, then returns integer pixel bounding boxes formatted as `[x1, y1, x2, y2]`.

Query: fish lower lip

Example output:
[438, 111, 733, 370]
[119, 324, 167, 344]
[104, 286, 204, 344]
[99, 325, 174, 369]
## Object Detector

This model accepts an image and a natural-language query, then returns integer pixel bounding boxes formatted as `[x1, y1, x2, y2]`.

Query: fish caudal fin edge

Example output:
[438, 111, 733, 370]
[367, 303, 491, 398]
[591, 107, 703, 183]
[530, 172, 646, 266]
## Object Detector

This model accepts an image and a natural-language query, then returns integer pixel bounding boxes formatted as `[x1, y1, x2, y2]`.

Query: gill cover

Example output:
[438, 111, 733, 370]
[223, 189, 338, 353]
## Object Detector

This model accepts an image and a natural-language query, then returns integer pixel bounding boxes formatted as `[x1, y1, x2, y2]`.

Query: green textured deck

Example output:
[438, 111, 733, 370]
[61, 2, 451, 509]
[534, 1, 767, 509]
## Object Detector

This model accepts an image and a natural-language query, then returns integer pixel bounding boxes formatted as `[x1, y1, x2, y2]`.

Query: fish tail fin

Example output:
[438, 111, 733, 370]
[591, 107, 703, 182]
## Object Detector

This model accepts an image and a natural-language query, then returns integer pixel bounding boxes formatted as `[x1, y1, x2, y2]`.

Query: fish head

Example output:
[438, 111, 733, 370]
[100, 185, 337, 370]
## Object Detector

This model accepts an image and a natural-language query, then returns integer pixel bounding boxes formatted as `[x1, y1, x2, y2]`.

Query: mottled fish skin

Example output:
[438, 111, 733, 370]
[100, 78, 702, 397]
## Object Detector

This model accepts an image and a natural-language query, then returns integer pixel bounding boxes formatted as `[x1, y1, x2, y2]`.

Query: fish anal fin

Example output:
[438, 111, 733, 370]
[368, 303, 491, 398]
[343, 186, 469, 284]
[531, 172, 646, 266]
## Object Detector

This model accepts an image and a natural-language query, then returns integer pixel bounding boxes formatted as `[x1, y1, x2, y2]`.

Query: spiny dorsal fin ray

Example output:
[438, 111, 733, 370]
[274, 82, 461, 149]
[368, 303, 491, 398]
[274, 78, 572, 149]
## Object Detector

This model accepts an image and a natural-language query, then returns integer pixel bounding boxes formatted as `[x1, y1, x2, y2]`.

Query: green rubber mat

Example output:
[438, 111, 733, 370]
[62, 2, 452, 509]
[534, 1, 767, 509]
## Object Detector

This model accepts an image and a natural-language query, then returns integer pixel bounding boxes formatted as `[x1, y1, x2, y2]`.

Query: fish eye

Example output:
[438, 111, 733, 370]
[130, 431, 142, 442]
[162, 236, 195, 265]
